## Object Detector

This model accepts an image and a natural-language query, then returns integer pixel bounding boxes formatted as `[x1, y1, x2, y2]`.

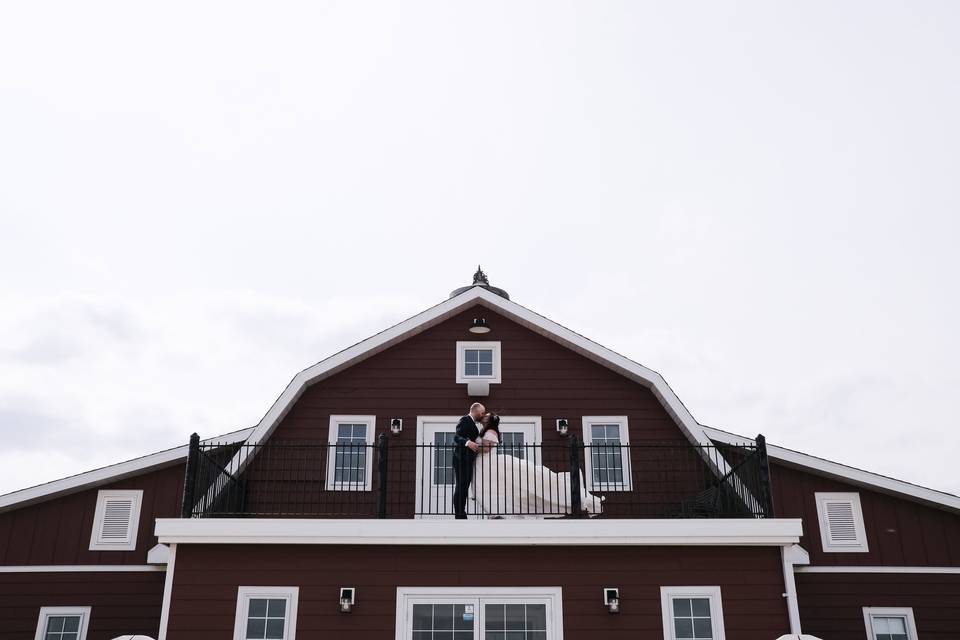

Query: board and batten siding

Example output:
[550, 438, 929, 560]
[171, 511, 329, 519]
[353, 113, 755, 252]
[167, 544, 791, 639]
[0, 570, 165, 640]
[270, 306, 692, 443]
[770, 462, 960, 567]
[0, 462, 185, 566]
[796, 572, 960, 639]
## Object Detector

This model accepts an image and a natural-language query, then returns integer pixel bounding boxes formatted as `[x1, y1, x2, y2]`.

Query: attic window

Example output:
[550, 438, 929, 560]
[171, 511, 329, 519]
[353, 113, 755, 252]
[455, 341, 502, 384]
[89, 490, 143, 551]
[815, 492, 869, 553]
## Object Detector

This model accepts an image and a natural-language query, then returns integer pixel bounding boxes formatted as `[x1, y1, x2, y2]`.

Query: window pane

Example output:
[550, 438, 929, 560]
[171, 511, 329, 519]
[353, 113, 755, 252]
[465, 362, 479, 376]
[693, 617, 713, 638]
[526, 604, 547, 630]
[264, 618, 285, 639]
[413, 604, 432, 630]
[434, 604, 454, 630]
[266, 598, 286, 617]
[454, 605, 472, 630]
[690, 598, 710, 617]
[674, 617, 694, 639]
[504, 604, 525, 630]
[486, 604, 504, 629]
[478, 362, 493, 376]
[246, 617, 267, 639]
[478, 350, 493, 364]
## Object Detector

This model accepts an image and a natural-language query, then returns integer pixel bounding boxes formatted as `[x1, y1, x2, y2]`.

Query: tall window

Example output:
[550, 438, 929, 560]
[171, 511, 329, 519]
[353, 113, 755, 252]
[660, 587, 726, 640]
[864, 608, 918, 640]
[433, 431, 457, 485]
[326, 415, 376, 491]
[35, 607, 90, 640]
[582, 416, 632, 491]
[234, 587, 298, 640]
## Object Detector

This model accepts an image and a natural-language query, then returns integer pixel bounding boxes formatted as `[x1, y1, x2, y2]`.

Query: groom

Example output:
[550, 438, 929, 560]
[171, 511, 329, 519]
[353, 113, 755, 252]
[452, 402, 485, 519]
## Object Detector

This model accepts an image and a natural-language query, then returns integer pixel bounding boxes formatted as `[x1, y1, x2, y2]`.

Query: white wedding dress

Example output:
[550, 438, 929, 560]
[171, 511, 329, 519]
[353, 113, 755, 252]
[471, 430, 603, 518]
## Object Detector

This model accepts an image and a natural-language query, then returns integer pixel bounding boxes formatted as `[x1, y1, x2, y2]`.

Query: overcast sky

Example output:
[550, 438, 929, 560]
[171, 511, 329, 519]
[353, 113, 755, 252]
[1, 2, 958, 498]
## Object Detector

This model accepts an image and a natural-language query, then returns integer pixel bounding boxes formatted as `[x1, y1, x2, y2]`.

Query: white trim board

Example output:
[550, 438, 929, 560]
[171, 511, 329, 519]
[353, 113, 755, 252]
[701, 425, 960, 514]
[155, 517, 803, 546]
[0, 564, 165, 573]
[796, 565, 960, 574]
[158, 543, 177, 640]
[0, 427, 254, 514]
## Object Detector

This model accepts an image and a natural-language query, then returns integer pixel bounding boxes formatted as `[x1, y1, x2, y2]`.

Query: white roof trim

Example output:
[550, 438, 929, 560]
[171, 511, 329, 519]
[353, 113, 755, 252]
[155, 517, 803, 546]
[0, 428, 254, 513]
[243, 287, 716, 449]
[702, 426, 960, 513]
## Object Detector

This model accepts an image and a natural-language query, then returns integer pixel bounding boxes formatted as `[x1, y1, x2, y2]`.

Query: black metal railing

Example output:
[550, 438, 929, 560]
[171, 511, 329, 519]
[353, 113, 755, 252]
[181, 433, 774, 519]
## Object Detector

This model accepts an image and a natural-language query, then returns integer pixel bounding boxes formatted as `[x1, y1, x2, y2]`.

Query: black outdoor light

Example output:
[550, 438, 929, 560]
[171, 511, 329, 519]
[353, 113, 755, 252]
[603, 587, 620, 614]
[339, 587, 356, 613]
[390, 418, 403, 436]
[469, 317, 491, 334]
[556, 419, 570, 437]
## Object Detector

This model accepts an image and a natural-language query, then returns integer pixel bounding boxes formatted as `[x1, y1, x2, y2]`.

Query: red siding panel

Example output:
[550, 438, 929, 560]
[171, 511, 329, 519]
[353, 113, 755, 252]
[0, 570, 165, 640]
[771, 462, 960, 567]
[0, 462, 186, 566]
[167, 544, 791, 640]
[796, 572, 960, 639]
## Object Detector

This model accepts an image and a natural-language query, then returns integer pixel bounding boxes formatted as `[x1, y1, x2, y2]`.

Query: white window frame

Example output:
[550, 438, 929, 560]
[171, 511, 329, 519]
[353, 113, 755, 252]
[815, 492, 869, 553]
[88, 489, 143, 551]
[455, 341, 502, 384]
[395, 586, 564, 640]
[234, 586, 299, 640]
[581, 416, 633, 491]
[660, 586, 726, 640]
[34, 606, 91, 640]
[863, 607, 918, 640]
[326, 415, 376, 491]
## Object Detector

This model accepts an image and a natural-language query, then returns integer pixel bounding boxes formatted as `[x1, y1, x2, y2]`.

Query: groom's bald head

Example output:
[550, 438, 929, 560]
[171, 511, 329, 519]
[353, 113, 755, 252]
[469, 403, 486, 419]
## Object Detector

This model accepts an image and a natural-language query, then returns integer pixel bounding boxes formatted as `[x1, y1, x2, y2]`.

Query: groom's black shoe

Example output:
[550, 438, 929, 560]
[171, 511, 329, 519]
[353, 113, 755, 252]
[455, 514, 468, 520]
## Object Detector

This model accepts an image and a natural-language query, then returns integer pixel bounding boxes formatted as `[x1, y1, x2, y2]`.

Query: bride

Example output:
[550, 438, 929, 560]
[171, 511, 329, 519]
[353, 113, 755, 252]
[471, 413, 603, 518]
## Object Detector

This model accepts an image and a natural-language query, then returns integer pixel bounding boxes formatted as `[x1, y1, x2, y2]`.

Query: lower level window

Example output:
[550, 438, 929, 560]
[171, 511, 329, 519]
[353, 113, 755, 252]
[35, 607, 90, 640]
[234, 587, 299, 640]
[864, 607, 918, 640]
[660, 587, 725, 640]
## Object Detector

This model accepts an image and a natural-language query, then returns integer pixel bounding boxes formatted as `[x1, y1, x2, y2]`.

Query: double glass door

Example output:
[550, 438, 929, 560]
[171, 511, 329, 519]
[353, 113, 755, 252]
[404, 596, 555, 640]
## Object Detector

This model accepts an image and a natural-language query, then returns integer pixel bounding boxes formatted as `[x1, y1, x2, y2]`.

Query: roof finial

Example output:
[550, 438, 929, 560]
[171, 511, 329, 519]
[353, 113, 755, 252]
[473, 265, 489, 286]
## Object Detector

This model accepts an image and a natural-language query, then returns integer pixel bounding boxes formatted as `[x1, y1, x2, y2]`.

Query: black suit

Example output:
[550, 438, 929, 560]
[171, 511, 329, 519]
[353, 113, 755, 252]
[452, 415, 480, 519]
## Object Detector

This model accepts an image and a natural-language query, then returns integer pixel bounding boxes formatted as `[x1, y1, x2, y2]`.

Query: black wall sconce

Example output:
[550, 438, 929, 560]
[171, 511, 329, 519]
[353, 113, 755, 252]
[340, 587, 356, 613]
[556, 419, 569, 437]
[603, 587, 620, 614]
[390, 418, 403, 436]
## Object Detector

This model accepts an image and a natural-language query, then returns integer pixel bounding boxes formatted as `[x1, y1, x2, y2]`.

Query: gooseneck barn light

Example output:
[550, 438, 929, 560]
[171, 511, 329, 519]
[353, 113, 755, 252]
[469, 317, 491, 334]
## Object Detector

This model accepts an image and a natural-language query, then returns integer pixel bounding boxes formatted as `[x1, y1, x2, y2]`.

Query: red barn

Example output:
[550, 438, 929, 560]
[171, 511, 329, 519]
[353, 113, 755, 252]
[2, 271, 957, 640]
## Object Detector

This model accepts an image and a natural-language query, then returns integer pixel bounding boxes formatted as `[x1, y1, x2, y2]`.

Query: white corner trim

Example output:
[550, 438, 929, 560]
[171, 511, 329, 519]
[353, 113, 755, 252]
[234, 586, 299, 640]
[863, 606, 918, 640]
[158, 543, 177, 640]
[781, 544, 809, 635]
[815, 492, 868, 553]
[89, 489, 143, 551]
[35, 606, 92, 640]
[455, 340, 502, 384]
[155, 517, 803, 546]
[238, 287, 720, 454]
[0, 428, 254, 514]
[148, 543, 171, 565]
[702, 425, 960, 513]
[660, 586, 726, 640]
[0, 564, 165, 573]
[796, 565, 960, 574]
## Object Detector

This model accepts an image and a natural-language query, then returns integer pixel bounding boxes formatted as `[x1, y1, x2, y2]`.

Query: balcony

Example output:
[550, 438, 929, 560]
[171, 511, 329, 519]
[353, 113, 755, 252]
[181, 433, 774, 520]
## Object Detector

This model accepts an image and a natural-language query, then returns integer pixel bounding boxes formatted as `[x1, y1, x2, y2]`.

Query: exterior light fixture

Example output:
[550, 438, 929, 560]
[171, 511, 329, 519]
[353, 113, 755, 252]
[390, 418, 403, 436]
[556, 419, 569, 437]
[603, 587, 620, 614]
[469, 318, 491, 334]
[339, 587, 356, 613]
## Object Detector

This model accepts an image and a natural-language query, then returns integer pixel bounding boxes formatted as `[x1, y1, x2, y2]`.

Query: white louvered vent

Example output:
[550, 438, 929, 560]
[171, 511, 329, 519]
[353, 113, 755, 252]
[90, 490, 142, 551]
[816, 492, 868, 553]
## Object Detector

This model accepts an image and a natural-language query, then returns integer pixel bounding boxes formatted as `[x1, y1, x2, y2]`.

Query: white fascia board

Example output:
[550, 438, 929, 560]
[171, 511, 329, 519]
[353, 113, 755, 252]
[0, 428, 254, 513]
[796, 565, 960, 574]
[242, 287, 716, 450]
[0, 564, 165, 573]
[701, 426, 960, 514]
[155, 517, 803, 546]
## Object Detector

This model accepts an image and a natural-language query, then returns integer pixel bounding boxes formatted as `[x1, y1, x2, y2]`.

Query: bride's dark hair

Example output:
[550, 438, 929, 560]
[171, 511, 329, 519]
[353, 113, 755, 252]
[482, 412, 501, 436]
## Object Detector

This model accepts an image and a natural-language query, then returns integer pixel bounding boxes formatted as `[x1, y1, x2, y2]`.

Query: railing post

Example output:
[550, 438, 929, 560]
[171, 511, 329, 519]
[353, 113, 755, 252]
[756, 433, 775, 517]
[377, 433, 389, 519]
[569, 434, 583, 518]
[181, 433, 200, 518]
